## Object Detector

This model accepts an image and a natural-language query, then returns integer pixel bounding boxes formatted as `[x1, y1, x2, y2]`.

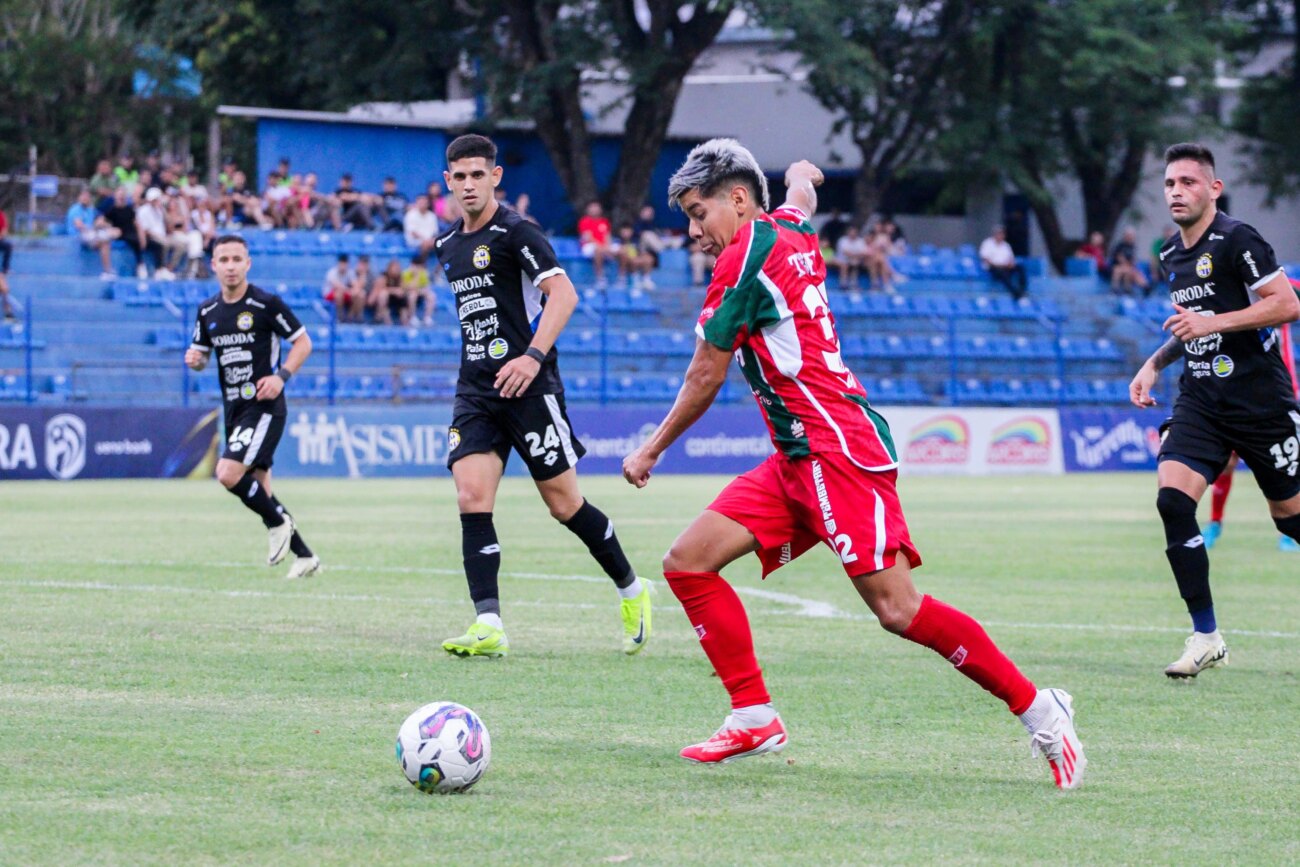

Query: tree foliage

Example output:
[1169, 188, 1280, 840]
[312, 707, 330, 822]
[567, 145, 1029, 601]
[0, 0, 169, 175]
[948, 0, 1218, 270]
[464, 0, 733, 225]
[751, 0, 980, 222]
[1228, 1, 1300, 203]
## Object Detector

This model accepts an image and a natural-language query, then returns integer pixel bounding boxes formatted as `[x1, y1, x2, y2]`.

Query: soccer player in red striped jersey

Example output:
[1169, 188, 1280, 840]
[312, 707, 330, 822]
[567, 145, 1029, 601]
[622, 139, 1086, 788]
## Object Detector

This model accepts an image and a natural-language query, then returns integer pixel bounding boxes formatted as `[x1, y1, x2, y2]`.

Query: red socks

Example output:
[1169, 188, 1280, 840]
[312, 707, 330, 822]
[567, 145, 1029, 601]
[902, 594, 1037, 715]
[664, 575, 1035, 718]
[1210, 466, 1233, 524]
[664, 571, 770, 709]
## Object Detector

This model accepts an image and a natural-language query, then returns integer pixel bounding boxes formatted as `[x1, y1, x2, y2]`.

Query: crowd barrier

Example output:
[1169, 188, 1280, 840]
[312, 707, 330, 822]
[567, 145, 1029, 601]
[0, 404, 1168, 480]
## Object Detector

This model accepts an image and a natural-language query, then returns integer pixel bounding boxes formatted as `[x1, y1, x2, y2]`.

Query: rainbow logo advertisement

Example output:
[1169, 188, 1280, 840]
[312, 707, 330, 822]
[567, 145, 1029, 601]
[987, 416, 1053, 465]
[904, 414, 970, 465]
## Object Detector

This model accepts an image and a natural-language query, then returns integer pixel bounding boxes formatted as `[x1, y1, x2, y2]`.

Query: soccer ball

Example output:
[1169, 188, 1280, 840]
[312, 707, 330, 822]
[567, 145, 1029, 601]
[396, 701, 491, 794]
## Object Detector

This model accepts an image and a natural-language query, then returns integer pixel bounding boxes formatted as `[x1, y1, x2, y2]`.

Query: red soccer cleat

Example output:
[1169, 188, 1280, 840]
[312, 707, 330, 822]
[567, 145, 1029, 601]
[680, 716, 788, 764]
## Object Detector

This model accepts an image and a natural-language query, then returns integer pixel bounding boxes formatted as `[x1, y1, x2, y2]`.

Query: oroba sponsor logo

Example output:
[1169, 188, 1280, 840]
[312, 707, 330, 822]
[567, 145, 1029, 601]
[287, 412, 450, 475]
[45, 413, 87, 479]
[211, 332, 256, 347]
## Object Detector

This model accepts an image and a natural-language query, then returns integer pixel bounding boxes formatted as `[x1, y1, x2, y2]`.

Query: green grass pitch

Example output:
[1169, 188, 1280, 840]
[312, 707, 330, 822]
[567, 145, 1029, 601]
[1, 473, 1296, 865]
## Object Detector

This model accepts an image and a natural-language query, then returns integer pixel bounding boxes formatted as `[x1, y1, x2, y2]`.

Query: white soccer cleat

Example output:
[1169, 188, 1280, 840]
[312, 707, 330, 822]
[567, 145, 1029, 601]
[286, 555, 321, 579]
[267, 517, 295, 566]
[1164, 630, 1228, 679]
[1028, 688, 1087, 790]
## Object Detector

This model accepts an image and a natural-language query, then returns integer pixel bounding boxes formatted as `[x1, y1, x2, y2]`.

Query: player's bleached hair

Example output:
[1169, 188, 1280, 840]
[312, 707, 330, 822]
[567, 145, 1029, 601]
[668, 138, 770, 212]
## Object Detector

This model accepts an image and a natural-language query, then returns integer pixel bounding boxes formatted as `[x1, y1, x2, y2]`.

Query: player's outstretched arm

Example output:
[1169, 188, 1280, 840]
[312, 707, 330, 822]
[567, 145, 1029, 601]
[782, 160, 824, 218]
[623, 338, 731, 487]
[1130, 335, 1181, 407]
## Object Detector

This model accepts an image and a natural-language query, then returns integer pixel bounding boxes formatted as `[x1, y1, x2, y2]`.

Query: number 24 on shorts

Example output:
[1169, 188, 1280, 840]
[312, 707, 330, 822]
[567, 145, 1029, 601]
[526, 424, 560, 467]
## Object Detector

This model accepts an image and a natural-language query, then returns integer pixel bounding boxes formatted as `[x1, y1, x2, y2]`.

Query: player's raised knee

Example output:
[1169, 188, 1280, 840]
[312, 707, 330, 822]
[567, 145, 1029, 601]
[215, 461, 245, 489]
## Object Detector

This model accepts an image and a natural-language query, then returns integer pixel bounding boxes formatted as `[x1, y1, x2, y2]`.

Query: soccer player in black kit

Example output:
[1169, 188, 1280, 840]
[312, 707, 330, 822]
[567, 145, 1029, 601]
[434, 134, 651, 658]
[185, 235, 321, 579]
[1130, 143, 1300, 678]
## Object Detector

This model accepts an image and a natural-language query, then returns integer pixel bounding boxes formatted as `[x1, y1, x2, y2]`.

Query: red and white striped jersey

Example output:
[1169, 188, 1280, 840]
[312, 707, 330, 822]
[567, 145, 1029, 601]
[695, 206, 897, 470]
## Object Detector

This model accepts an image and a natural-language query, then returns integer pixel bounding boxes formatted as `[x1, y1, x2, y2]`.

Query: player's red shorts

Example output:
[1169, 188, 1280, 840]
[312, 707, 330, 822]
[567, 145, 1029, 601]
[708, 451, 922, 579]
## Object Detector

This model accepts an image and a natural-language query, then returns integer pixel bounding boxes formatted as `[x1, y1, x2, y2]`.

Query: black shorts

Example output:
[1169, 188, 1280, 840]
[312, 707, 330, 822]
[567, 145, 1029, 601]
[447, 392, 586, 481]
[221, 404, 286, 470]
[1159, 401, 1300, 501]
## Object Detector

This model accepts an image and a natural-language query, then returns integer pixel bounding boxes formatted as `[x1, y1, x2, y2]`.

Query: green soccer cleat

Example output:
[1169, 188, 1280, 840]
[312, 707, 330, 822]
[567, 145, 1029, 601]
[442, 622, 509, 658]
[620, 581, 652, 655]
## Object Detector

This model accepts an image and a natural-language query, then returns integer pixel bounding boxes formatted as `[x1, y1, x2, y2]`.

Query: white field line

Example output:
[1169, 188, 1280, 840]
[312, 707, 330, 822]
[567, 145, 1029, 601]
[1, 557, 1296, 640]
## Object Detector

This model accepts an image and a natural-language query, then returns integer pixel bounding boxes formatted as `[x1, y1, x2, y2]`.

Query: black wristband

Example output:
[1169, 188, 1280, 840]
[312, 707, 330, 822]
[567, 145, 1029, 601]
[275, 368, 293, 384]
[524, 347, 547, 364]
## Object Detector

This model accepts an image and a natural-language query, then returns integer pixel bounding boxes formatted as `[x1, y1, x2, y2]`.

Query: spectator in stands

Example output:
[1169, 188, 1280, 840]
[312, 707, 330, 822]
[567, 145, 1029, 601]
[114, 154, 140, 196]
[820, 209, 850, 251]
[322, 254, 355, 316]
[345, 255, 374, 322]
[335, 173, 374, 230]
[882, 217, 908, 254]
[688, 239, 715, 288]
[185, 192, 217, 277]
[402, 254, 436, 327]
[263, 171, 295, 228]
[979, 224, 1028, 302]
[222, 171, 272, 229]
[403, 194, 439, 256]
[103, 187, 146, 278]
[378, 177, 409, 233]
[1107, 227, 1149, 296]
[136, 187, 186, 280]
[88, 159, 118, 211]
[218, 157, 239, 190]
[369, 258, 405, 325]
[66, 188, 120, 279]
[429, 181, 458, 224]
[634, 204, 668, 270]
[867, 220, 901, 291]
[144, 150, 162, 176]
[0, 208, 11, 318]
[294, 172, 335, 229]
[834, 224, 869, 288]
[578, 199, 614, 288]
[514, 192, 539, 225]
[616, 223, 656, 290]
[1074, 230, 1108, 278]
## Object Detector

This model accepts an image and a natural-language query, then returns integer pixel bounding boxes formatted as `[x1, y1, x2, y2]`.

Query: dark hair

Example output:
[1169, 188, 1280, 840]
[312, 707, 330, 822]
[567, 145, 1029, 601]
[446, 134, 497, 166]
[1164, 142, 1215, 174]
[411, 252, 428, 266]
[337, 253, 349, 263]
[212, 234, 247, 251]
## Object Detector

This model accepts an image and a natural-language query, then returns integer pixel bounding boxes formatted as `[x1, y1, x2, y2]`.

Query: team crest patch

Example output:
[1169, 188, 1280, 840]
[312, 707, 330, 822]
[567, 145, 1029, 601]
[1212, 354, 1234, 377]
[448, 427, 461, 451]
[239, 382, 257, 399]
[237, 311, 254, 331]
[488, 338, 508, 359]
[473, 245, 491, 270]
[1196, 253, 1213, 279]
